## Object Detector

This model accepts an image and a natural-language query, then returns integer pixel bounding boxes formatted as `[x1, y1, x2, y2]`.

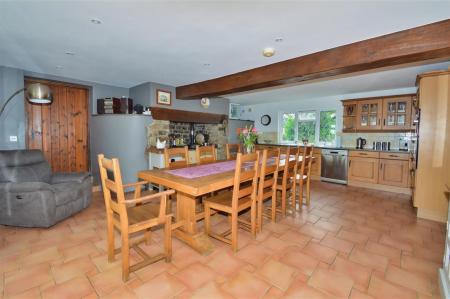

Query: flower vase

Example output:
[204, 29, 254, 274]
[246, 145, 253, 154]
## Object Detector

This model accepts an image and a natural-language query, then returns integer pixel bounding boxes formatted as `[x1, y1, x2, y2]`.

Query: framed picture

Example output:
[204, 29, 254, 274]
[229, 103, 241, 119]
[156, 89, 172, 106]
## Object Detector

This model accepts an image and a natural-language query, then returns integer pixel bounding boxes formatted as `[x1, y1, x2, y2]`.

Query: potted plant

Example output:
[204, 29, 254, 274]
[237, 126, 258, 153]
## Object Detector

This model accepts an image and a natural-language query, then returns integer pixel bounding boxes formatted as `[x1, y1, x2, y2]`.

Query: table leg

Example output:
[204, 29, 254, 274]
[174, 192, 214, 255]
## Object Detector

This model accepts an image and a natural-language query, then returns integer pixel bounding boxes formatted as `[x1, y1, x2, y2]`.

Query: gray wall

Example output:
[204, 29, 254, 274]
[90, 115, 152, 185]
[129, 82, 151, 108]
[0, 67, 25, 149]
[130, 81, 230, 115]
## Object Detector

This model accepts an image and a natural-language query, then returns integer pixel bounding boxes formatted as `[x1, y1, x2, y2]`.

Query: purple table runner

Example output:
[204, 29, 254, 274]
[165, 160, 237, 179]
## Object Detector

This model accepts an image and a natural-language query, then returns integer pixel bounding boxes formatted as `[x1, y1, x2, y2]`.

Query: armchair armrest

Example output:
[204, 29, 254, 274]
[0, 182, 53, 193]
[51, 172, 91, 184]
[122, 189, 175, 222]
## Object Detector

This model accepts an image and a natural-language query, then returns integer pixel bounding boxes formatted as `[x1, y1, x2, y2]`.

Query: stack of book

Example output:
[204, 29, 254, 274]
[97, 97, 133, 114]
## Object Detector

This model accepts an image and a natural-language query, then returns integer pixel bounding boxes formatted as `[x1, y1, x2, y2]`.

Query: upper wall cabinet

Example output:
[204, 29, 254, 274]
[342, 94, 415, 132]
[382, 96, 412, 131]
[356, 99, 383, 130]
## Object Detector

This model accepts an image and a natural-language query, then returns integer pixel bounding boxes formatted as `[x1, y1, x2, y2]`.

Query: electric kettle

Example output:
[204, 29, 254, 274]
[356, 137, 367, 149]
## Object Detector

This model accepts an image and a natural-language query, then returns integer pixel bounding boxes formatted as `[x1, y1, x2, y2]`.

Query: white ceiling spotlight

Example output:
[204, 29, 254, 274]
[56, 65, 63, 69]
[200, 97, 210, 109]
[65, 51, 75, 56]
[203, 63, 211, 67]
[275, 37, 283, 42]
[90, 18, 102, 25]
[262, 47, 275, 57]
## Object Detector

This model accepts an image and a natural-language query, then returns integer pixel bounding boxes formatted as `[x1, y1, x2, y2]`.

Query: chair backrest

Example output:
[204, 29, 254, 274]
[98, 154, 128, 223]
[196, 145, 216, 164]
[231, 152, 260, 209]
[258, 148, 280, 202]
[299, 146, 314, 177]
[164, 146, 189, 169]
[0, 150, 52, 183]
[226, 143, 241, 160]
[98, 154, 169, 226]
[280, 146, 300, 185]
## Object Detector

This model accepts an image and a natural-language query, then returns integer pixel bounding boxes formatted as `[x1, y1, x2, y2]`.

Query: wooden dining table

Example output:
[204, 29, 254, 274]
[137, 155, 312, 254]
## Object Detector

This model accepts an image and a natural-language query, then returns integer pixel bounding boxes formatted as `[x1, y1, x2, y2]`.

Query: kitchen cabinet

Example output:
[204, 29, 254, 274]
[382, 96, 412, 130]
[310, 148, 321, 176]
[342, 94, 415, 132]
[356, 99, 383, 130]
[378, 159, 409, 187]
[342, 101, 357, 132]
[414, 69, 450, 222]
[348, 155, 379, 184]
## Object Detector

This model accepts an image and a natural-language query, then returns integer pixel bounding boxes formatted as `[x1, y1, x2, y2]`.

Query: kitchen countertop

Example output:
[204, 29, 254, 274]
[257, 143, 412, 154]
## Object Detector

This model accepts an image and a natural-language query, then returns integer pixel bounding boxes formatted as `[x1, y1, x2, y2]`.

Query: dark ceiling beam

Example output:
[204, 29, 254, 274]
[176, 19, 450, 99]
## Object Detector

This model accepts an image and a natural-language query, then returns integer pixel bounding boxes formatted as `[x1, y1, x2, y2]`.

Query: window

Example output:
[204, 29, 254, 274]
[297, 111, 316, 144]
[281, 113, 295, 142]
[279, 109, 337, 145]
[319, 110, 336, 145]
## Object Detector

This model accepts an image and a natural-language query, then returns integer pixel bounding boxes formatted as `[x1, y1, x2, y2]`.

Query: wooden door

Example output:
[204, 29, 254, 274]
[26, 79, 89, 172]
[381, 96, 412, 131]
[356, 99, 382, 130]
[348, 157, 379, 184]
[378, 159, 409, 187]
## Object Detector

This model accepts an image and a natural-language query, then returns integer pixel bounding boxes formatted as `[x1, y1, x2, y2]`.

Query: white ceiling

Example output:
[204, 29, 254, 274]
[227, 60, 450, 104]
[0, 0, 449, 91]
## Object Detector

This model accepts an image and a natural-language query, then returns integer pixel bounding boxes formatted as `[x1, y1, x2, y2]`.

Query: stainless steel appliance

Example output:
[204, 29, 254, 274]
[321, 149, 348, 184]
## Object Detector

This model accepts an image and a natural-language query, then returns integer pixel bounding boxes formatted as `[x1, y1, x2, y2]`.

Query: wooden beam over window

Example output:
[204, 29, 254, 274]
[176, 19, 450, 99]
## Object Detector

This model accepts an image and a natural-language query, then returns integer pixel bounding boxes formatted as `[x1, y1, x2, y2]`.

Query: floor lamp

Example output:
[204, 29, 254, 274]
[0, 83, 53, 117]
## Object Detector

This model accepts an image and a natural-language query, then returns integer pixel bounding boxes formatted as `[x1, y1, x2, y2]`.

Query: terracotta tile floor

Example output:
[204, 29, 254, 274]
[0, 181, 445, 299]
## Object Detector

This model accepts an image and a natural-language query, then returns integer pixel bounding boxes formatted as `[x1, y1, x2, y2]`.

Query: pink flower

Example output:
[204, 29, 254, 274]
[252, 127, 257, 133]
[242, 128, 248, 134]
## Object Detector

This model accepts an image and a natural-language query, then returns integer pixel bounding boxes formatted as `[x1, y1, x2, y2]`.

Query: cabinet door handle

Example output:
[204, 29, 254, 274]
[349, 160, 351, 167]
[380, 163, 383, 170]
[389, 154, 399, 158]
[378, 118, 380, 125]
[359, 153, 368, 156]
[383, 119, 386, 126]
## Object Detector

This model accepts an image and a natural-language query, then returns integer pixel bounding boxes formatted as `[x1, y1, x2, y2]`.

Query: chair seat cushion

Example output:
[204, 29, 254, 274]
[296, 174, 308, 181]
[127, 203, 160, 225]
[52, 182, 82, 207]
[204, 191, 252, 211]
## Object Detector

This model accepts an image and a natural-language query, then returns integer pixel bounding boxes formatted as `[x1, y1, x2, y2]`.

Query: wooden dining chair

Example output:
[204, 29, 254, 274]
[226, 143, 241, 160]
[204, 152, 260, 252]
[98, 154, 174, 281]
[296, 146, 314, 207]
[196, 145, 217, 164]
[257, 148, 280, 232]
[276, 146, 300, 216]
[164, 146, 189, 168]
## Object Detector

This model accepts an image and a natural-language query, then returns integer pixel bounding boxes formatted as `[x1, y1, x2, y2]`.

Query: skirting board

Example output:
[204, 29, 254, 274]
[348, 180, 411, 195]
[439, 268, 449, 299]
[417, 208, 447, 223]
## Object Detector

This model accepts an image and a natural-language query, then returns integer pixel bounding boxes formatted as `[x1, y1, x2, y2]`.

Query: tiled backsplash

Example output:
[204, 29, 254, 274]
[341, 132, 415, 150]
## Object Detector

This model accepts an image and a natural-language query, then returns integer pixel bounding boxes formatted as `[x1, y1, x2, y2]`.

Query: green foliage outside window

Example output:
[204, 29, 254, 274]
[319, 110, 336, 144]
[281, 110, 336, 145]
[282, 113, 295, 141]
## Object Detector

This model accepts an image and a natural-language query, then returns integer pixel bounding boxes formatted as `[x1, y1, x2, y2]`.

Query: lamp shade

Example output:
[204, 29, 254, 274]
[26, 83, 53, 104]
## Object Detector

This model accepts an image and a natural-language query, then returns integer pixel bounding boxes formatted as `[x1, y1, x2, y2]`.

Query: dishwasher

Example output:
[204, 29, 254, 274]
[320, 149, 348, 184]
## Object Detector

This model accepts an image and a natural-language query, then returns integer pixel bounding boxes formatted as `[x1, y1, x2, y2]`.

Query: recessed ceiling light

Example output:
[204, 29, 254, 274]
[65, 51, 75, 56]
[262, 47, 275, 57]
[90, 18, 102, 25]
[275, 38, 283, 42]
[203, 63, 211, 67]
[56, 65, 63, 69]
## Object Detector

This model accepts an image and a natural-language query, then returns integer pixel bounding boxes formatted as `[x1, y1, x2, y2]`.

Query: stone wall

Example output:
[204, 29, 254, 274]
[147, 120, 228, 160]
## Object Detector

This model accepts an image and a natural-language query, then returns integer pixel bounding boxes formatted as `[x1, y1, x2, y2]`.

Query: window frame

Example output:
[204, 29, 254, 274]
[278, 109, 337, 146]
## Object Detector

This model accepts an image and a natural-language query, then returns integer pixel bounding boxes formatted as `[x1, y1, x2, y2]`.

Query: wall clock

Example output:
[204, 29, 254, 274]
[260, 114, 271, 126]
